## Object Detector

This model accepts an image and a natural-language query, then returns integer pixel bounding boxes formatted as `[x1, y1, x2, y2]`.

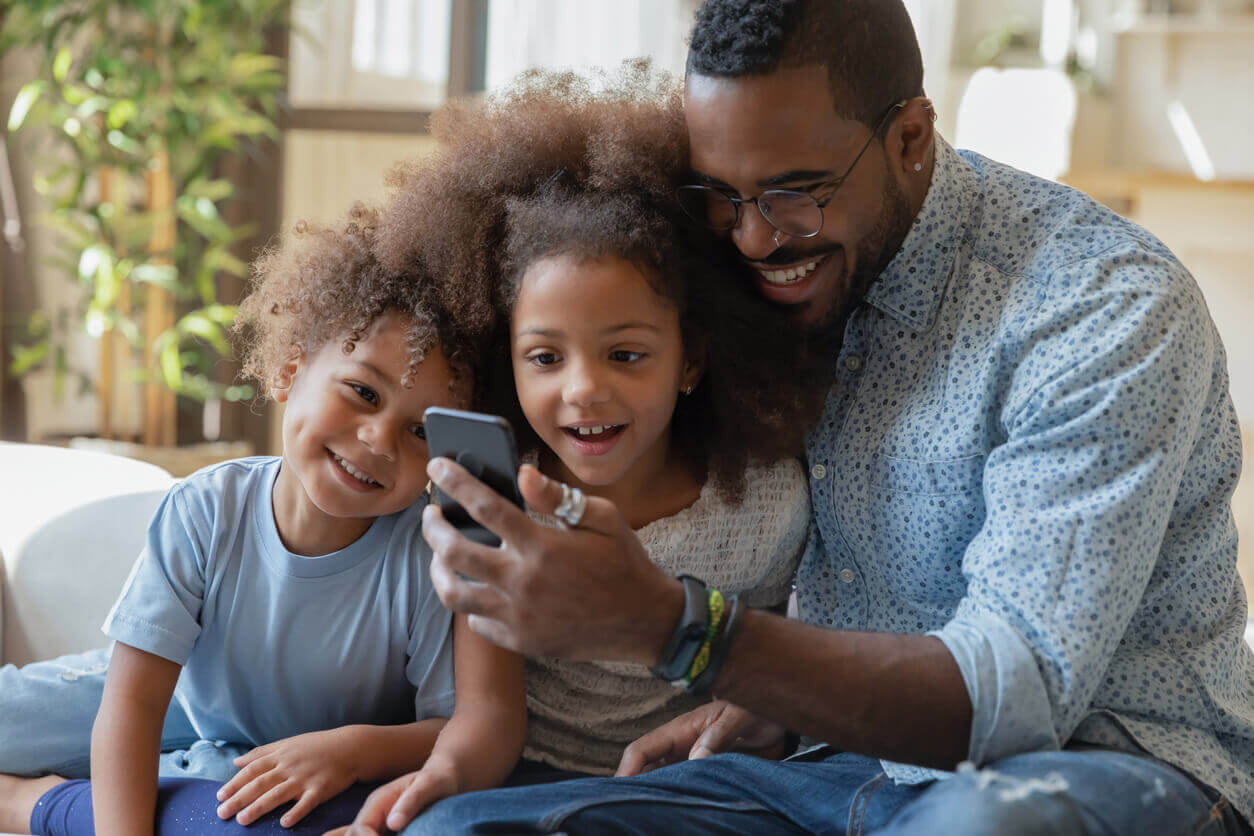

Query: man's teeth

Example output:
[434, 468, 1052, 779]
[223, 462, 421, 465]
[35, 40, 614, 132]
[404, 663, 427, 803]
[334, 454, 379, 486]
[575, 425, 615, 437]
[761, 259, 820, 286]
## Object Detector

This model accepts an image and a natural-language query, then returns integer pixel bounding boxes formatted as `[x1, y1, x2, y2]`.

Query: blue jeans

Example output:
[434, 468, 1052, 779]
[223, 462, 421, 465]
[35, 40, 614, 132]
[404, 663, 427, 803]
[0, 647, 243, 781]
[403, 745, 1252, 835]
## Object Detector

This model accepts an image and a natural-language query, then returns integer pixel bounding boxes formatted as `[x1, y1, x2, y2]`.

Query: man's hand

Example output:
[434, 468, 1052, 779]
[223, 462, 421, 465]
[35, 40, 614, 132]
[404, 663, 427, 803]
[215, 728, 358, 827]
[616, 700, 789, 776]
[327, 760, 460, 836]
[423, 460, 683, 663]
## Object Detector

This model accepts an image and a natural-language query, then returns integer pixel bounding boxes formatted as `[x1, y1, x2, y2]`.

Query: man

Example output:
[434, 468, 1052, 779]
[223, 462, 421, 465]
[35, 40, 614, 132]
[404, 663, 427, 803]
[406, 1, 1254, 833]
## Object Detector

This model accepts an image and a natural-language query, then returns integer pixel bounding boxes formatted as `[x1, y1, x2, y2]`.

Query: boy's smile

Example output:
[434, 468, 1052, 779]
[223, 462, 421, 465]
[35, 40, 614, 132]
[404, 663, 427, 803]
[270, 311, 456, 556]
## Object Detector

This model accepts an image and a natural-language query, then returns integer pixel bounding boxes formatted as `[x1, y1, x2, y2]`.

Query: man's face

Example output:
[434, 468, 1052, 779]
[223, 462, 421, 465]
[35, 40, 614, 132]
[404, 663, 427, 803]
[684, 65, 914, 329]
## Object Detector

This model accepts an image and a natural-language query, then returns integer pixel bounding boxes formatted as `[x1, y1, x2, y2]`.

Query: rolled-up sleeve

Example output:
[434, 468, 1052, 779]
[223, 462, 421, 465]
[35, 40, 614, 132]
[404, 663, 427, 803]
[931, 244, 1217, 764]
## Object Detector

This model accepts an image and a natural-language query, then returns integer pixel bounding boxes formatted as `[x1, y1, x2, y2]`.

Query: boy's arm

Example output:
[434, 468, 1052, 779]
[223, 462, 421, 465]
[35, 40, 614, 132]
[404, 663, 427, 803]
[339, 613, 527, 835]
[91, 643, 181, 836]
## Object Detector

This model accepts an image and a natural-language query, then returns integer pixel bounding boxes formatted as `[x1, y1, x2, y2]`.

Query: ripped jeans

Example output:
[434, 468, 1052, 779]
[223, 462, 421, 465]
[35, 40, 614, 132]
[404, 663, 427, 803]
[402, 744, 1252, 836]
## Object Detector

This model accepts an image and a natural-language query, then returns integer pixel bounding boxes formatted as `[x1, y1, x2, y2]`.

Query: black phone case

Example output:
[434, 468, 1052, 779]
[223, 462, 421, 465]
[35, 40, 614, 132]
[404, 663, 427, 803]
[422, 407, 524, 548]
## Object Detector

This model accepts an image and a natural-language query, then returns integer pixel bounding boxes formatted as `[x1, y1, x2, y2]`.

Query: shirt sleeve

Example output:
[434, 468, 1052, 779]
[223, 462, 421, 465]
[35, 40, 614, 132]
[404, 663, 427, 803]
[399, 509, 456, 719]
[102, 483, 210, 665]
[931, 242, 1222, 764]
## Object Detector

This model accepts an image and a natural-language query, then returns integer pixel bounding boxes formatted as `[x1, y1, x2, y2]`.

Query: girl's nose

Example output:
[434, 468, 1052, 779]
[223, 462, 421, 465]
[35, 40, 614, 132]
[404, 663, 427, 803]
[562, 366, 611, 407]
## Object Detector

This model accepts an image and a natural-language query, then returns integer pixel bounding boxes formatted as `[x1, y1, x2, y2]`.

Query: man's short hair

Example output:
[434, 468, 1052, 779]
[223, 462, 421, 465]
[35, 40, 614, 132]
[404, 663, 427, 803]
[686, 0, 924, 128]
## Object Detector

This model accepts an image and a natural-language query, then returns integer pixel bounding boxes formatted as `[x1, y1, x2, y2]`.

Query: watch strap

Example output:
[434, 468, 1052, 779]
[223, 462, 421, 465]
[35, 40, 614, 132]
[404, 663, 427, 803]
[649, 574, 709, 682]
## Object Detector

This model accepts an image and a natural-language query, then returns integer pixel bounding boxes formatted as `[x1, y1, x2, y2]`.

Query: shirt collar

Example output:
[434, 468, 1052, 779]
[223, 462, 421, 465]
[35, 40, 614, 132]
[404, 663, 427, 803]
[863, 136, 976, 333]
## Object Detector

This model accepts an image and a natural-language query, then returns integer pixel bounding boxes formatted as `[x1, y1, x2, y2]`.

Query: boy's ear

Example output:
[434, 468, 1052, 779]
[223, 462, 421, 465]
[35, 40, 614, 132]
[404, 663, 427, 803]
[270, 352, 302, 403]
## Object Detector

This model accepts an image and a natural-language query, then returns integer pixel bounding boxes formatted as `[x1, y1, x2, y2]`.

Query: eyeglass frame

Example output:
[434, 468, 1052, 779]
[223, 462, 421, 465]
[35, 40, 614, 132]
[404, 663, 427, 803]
[675, 99, 908, 239]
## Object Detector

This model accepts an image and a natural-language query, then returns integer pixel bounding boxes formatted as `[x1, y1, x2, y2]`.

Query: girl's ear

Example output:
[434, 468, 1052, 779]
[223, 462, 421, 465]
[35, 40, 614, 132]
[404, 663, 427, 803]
[680, 359, 704, 395]
[270, 352, 303, 403]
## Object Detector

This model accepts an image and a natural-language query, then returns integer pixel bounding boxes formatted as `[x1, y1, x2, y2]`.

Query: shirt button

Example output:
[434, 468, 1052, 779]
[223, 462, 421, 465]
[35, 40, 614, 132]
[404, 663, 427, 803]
[811, 464, 827, 480]
[845, 354, 863, 372]
[839, 568, 855, 584]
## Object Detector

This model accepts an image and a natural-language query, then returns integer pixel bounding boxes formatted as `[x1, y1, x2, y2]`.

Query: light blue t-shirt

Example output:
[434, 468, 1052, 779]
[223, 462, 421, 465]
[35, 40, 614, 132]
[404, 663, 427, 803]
[103, 456, 454, 748]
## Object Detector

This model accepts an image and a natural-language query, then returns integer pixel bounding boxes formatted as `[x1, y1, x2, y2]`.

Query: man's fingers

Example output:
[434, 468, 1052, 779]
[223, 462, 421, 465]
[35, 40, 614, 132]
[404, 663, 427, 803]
[429, 543, 511, 618]
[616, 711, 707, 777]
[516, 464, 628, 536]
[423, 505, 511, 586]
[689, 704, 777, 760]
[427, 457, 533, 543]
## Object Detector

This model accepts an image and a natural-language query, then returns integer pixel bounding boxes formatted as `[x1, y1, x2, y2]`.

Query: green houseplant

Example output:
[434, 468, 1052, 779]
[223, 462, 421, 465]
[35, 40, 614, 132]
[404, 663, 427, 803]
[2, 0, 287, 445]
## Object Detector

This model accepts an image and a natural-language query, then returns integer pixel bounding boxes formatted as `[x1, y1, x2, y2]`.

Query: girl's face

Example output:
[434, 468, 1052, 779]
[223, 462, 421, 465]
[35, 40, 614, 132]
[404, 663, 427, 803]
[511, 254, 698, 494]
[273, 311, 455, 548]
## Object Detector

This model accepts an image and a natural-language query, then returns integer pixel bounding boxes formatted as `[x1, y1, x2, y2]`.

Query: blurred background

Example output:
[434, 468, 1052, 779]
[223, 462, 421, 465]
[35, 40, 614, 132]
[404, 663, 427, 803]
[0, 0, 1250, 602]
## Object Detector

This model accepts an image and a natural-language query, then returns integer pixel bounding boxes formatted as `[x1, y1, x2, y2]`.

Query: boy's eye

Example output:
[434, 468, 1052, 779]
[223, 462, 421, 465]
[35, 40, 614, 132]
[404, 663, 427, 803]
[351, 383, 378, 405]
[410, 423, 426, 440]
[610, 350, 644, 363]
[528, 351, 559, 367]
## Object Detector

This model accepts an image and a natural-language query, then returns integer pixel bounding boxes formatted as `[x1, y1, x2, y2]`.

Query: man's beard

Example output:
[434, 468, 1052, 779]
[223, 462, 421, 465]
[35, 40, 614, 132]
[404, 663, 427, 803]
[807, 165, 916, 344]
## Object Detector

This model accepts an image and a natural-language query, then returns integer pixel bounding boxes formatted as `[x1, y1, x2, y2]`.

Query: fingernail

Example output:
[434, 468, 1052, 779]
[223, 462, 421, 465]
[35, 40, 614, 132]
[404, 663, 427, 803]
[692, 745, 712, 759]
[428, 458, 447, 480]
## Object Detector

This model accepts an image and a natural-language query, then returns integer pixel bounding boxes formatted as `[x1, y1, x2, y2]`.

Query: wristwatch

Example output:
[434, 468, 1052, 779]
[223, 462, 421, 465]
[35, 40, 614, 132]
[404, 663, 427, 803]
[649, 575, 710, 684]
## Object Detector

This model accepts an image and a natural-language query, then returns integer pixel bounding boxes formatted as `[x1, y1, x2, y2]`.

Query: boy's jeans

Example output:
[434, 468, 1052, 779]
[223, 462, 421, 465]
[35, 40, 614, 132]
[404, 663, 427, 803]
[0, 647, 245, 782]
[404, 745, 1251, 835]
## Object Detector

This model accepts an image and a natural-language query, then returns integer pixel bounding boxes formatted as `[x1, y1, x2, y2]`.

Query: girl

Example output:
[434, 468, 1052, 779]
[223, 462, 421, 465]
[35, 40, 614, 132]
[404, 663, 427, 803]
[0, 206, 526, 835]
[341, 65, 828, 833]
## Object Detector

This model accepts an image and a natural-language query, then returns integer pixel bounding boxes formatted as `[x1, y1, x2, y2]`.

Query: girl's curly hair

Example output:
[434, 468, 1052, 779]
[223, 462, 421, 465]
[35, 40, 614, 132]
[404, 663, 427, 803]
[234, 203, 476, 401]
[376, 63, 828, 502]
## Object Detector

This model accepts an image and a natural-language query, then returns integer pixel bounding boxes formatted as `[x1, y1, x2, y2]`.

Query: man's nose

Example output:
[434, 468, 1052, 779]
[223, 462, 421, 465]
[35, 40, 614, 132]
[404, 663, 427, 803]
[730, 203, 782, 263]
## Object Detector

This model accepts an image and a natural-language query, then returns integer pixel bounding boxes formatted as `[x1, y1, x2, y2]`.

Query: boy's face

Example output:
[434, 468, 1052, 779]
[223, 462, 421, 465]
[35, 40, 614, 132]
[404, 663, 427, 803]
[274, 311, 455, 538]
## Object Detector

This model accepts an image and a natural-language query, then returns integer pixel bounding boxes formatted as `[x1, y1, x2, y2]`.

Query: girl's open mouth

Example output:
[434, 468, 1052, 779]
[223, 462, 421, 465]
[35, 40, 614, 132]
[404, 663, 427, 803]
[562, 424, 626, 455]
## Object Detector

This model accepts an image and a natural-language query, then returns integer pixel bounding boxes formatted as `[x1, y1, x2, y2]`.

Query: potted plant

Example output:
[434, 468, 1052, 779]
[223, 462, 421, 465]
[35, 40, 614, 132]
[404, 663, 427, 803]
[3, 0, 287, 462]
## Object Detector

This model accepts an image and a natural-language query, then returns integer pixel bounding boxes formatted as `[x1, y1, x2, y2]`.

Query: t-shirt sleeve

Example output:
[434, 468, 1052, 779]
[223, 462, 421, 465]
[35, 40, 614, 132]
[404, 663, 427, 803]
[400, 515, 456, 719]
[102, 483, 210, 665]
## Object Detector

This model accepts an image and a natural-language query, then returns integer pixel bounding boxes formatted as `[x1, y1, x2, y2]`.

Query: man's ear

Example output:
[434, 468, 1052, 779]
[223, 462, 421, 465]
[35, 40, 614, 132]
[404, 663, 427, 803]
[892, 96, 936, 176]
[270, 352, 302, 403]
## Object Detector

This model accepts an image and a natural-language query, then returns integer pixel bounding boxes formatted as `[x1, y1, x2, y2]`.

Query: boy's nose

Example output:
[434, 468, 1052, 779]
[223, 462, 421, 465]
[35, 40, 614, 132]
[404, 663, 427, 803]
[357, 422, 397, 461]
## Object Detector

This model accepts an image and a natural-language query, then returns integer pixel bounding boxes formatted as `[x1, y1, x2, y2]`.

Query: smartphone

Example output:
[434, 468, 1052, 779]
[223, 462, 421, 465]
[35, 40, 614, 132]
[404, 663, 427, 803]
[422, 407, 524, 548]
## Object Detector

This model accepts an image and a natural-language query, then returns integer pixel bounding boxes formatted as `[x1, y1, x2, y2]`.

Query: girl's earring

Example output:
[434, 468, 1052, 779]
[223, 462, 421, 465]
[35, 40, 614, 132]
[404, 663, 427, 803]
[913, 162, 923, 172]
[682, 385, 695, 396]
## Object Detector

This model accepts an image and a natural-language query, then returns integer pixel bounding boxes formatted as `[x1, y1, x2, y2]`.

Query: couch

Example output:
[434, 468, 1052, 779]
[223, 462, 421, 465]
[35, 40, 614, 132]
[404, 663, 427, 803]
[1, 441, 1252, 834]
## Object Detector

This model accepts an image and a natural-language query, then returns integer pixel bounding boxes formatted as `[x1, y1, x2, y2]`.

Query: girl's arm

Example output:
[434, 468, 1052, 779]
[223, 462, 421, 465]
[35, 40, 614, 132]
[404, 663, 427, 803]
[90, 642, 181, 836]
[336, 614, 527, 835]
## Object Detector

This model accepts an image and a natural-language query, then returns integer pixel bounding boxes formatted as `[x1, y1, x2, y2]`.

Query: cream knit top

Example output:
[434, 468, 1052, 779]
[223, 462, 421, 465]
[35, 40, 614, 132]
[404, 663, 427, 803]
[522, 458, 810, 774]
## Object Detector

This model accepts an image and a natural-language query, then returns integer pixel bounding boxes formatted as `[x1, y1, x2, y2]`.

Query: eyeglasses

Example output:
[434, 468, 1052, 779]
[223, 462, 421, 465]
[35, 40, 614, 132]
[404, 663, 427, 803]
[675, 101, 906, 239]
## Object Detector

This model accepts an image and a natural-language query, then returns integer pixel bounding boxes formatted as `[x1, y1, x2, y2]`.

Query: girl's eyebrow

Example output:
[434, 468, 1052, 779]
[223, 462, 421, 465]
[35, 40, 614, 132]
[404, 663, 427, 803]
[349, 359, 397, 386]
[517, 322, 661, 338]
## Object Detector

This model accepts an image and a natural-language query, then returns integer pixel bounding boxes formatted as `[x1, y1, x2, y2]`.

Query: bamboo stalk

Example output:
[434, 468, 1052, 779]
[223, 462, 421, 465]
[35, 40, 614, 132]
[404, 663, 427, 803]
[144, 149, 177, 448]
[97, 166, 113, 440]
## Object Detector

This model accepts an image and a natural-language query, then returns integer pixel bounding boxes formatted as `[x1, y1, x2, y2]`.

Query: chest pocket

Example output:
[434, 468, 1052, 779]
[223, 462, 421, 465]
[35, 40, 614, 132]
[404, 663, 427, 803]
[840, 451, 987, 608]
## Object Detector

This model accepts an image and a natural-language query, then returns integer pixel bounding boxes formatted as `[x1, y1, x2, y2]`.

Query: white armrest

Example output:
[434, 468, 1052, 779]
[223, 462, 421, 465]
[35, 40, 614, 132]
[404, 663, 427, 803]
[0, 442, 175, 666]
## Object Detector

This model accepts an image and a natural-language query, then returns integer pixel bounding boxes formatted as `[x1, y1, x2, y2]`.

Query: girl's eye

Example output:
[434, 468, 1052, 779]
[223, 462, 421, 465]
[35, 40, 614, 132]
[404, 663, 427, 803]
[351, 383, 378, 405]
[610, 350, 644, 363]
[528, 352, 559, 367]
[410, 424, 426, 440]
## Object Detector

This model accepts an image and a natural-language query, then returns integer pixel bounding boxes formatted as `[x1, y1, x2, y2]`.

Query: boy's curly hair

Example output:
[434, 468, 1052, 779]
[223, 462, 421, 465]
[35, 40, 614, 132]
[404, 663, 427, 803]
[376, 63, 828, 501]
[234, 203, 476, 400]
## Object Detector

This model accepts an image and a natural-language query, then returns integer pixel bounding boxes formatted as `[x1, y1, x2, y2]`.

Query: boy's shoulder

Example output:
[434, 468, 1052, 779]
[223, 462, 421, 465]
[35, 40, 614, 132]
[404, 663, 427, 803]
[167, 455, 280, 507]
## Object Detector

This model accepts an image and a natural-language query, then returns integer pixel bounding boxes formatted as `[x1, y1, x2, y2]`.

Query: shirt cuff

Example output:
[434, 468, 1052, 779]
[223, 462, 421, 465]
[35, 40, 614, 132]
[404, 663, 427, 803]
[102, 610, 195, 666]
[930, 605, 1060, 764]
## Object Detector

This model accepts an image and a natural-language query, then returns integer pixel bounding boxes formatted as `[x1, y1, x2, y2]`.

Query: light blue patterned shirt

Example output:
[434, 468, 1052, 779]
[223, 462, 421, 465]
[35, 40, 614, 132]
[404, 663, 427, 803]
[795, 138, 1254, 821]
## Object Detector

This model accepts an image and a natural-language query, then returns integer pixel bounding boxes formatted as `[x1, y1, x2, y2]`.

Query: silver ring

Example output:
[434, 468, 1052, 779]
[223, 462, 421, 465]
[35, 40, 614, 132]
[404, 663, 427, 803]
[554, 483, 588, 527]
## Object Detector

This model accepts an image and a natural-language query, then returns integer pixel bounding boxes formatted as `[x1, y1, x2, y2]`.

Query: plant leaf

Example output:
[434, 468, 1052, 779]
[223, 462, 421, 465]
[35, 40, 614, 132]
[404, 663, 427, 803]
[8, 81, 47, 131]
